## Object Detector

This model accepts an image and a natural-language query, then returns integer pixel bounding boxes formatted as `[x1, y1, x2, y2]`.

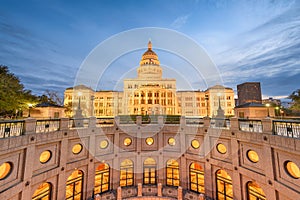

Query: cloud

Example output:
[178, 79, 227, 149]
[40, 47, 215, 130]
[171, 14, 190, 29]
[212, 4, 300, 96]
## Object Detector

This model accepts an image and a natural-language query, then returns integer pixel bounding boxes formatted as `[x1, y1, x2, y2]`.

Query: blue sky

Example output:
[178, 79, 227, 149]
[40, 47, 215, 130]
[0, 0, 299, 100]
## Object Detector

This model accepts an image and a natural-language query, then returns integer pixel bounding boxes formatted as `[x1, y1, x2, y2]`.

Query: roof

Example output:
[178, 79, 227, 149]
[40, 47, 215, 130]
[35, 102, 63, 108]
[235, 102, 266, 108]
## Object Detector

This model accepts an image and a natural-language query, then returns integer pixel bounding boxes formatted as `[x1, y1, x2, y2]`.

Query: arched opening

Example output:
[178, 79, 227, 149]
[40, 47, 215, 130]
[216, 169, 233, 200]
[247, 181, 266, 200]
[120, 159, 134, 187]
[190, 162, 205, 193]
[32, 182, 52, 200]
[94, 163, 110, 195]
[166, 159, 179, 187]
[143, 158, 157, 185]
[66, 170, 83, 200]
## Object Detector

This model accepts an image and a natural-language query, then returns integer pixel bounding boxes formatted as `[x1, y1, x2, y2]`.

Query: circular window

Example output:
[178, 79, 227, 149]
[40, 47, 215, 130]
[0, 162, 12, 180]
[39, 150, 52, 164]
[124, 138, 132, 146]
[247, 150, 259, 163]
[191, 139, 200, 149]
[145, 137, 154, 146]
[168, 137, 176, 146]
[285, 161, 300, 179]
[100, 140, 109, 149]
[216, 143, 227, 154]
[72, 144, 83, 154]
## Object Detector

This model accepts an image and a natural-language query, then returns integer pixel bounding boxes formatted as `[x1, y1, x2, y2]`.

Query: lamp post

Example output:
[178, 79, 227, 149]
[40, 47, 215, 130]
[28, 103, 33, 117]
[77, 92, 82, 110]
[266, 103, 270, 117]
[205, 94, 209, 117]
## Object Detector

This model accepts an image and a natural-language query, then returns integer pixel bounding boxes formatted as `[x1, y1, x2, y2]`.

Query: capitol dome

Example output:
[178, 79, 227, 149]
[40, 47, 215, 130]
[139, 40, 160, 66]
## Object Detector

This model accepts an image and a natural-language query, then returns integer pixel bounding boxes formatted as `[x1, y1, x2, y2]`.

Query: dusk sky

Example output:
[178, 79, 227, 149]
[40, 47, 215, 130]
[1, 0, 299, 100]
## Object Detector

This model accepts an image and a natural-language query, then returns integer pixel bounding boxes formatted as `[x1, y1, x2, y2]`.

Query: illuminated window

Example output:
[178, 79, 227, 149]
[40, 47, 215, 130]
[216, 169, 233, 200]
[168, 137, 176, 146]
[166, 159, 179, 187]
[124, 138, 132, 146]
[190, 162, 205, 193]
[216, 143, 227, 154]
[145, 137, 154, 146]
[100, 140, 109, 149]
[39, 150, 52, 164]
[0, 162, 12, 180]
[66, 170, 83, 200]
[72, 144, 83, 154]
[284, 161, 300, 179]
[247, 181, 266, 200]
[94, 163, 110, 195]
[143, 158, 156, 185]
[191, 139, 200, 149]
[247, 150, 259, 163]
[32, 182, 52, 200]
[120, 159, 134, 187]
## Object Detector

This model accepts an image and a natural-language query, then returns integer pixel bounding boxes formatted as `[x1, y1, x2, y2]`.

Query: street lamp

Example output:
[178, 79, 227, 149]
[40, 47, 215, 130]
[266, 103, 270, 117]
[28, 103, 33, 117]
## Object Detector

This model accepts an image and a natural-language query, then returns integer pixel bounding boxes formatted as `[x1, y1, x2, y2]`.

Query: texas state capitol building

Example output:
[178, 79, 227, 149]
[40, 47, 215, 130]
[64, 41, 235, 118]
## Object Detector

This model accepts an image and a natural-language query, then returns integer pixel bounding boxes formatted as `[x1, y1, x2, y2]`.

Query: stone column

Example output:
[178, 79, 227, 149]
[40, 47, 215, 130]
[137, 183, 142, 197]
[89, 116, 97, 128]
[23, 118, 37, 134]
[262, 118, 273, 134]
[117, 187, 122, 200]
[157, 183, 162, 197]
[136, 116, 142, 126]
[178, 186, 183, 200]
[59, 118, 69, 131]
[230, 117, 239, 132]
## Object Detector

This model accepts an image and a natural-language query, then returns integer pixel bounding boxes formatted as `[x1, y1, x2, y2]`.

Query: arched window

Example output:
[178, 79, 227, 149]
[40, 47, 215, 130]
[143, 158, 156, 185]
[166, 159, 179, 187]
[216, 169, 233, 200]
[66, 170, 83, 200]
[120, 159, 134, 187]
[32, 182, 52, 200]
[94, 163, 110, 195]
[190, 162, 205, 193]
[247, 181, 266, 200]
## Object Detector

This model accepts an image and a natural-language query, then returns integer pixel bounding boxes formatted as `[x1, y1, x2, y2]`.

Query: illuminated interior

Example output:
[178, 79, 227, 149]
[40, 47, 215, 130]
[143, 158, 156, 184]
[191, 139, 200, 149]
[124, 138, 132, 146]
[66, 170, 83, 200]
[247, 181, 266, 200]
[39, 150, 52, 164]
[0, 162, 12, 180]
[216, 143, 227, 154]
[190, 162, 205, 193]
[100, 140, 109, 149]
[72, 144, 83, 154]
[32, 182, 51, 200]
[145, 137, 154, 146]
[94, 163, 110, 195]
[247, 150, 259, 163]
[168, 137, 175, 146]
[216, 169, 233, 200]
[120, 159, 134, 187]
[285, 161, 300, 179]
[166, 159, 179, 186]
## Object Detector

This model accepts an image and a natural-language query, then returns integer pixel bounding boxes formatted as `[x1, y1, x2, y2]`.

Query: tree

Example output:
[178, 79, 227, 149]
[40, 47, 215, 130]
[38, 90, 63, 106]
[288, 89, 300, 113]
[0, 65, 38, 117]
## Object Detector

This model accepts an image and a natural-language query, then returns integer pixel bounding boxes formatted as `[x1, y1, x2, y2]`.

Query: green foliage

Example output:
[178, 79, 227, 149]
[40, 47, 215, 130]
[288, 89, 300, 112]
[0, 65, 38, 116]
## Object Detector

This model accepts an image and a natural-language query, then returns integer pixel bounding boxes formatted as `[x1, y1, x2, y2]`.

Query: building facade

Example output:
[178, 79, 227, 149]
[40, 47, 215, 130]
[64, 41, 235, 118]
[1, 117, 300, 200]
[237, 82, 262, 105]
